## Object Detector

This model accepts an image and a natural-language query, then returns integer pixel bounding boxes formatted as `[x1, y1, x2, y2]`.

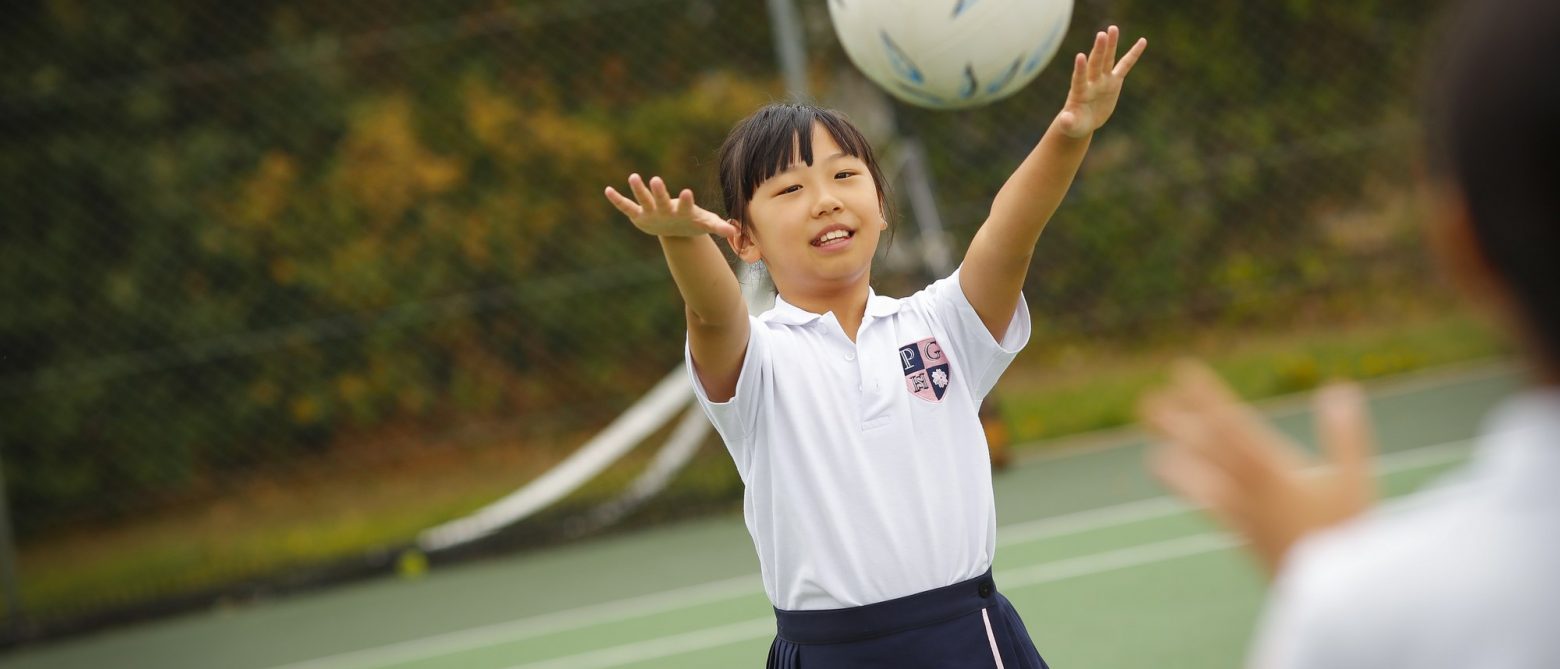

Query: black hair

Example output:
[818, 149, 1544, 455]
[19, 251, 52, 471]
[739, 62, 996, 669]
[717, 103, 890, 241]
[1425, 0, 1560, 364]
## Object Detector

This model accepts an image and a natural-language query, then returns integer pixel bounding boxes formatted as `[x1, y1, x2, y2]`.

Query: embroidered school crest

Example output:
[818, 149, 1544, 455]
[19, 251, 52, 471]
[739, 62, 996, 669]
[899, 337, 951, 402]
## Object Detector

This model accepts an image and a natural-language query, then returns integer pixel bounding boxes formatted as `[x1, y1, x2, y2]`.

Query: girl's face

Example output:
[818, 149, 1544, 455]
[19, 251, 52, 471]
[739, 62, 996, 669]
[734, 123, 886, 294]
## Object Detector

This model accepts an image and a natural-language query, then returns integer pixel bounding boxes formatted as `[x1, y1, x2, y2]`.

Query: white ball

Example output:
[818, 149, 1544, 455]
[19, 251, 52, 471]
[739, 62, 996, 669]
[828, 0, 1075, 110]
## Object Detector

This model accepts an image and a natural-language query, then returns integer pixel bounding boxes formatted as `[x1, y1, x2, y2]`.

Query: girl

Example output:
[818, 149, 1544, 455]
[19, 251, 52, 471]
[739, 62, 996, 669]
[605, 26, 1146, 669]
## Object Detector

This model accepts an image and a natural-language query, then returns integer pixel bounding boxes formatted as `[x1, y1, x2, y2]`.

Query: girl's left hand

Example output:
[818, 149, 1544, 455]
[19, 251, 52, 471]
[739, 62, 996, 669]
[1057, 25, 1147, 139]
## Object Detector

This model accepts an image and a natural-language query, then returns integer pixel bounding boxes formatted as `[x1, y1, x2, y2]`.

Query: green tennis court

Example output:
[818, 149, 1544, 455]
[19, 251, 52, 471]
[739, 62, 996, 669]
[9, 363, 1517, 669]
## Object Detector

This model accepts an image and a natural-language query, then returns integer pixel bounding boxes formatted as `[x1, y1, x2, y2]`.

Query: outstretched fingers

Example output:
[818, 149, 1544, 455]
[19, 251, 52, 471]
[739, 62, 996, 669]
[649, 175, 675, 213]
[1081, 26, 1145, 85]
[1149, 443, 1241, 528]
[603, 185, 643, 218]
[1313, 383, 1375, 499]
[1142, 359, 1376, 577]
[1069, 51, 1088, 95]
[1167, 360, 1303, 478]
[610, 174, 732, 238]
[1114, 36, 1148, 78]
[1089, 29, 1109, 80]
[683, 189, 739, 237]
[1104, 25, 1119, 74]
[628, 173, 657, 215]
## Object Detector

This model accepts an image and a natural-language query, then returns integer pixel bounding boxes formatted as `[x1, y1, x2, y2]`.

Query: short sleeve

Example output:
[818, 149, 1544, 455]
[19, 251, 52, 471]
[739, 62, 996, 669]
[916, 268, 1031, 402]
[685, 316, 768, 479]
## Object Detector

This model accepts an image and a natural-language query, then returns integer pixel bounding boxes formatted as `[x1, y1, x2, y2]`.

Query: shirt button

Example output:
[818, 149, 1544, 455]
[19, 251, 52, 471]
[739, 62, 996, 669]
[845, 352, 856, 361]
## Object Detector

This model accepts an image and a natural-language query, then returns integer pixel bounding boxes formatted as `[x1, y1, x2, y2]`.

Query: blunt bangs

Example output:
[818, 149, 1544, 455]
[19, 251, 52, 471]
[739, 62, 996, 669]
[718, 104, 886, 233]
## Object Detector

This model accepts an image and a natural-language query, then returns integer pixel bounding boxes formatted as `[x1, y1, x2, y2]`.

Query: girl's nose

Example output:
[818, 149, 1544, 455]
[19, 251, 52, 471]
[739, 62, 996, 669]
[814, 192, 844, 217]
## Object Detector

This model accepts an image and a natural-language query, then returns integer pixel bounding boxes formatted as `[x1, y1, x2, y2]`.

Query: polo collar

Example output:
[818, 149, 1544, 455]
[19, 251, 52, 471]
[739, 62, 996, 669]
[761, 288, 903, 326]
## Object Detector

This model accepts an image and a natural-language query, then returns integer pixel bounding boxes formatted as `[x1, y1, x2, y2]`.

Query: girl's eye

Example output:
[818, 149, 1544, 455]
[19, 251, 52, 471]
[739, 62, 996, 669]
[780, 184, 802, 195]
[835, 171, 855, 179]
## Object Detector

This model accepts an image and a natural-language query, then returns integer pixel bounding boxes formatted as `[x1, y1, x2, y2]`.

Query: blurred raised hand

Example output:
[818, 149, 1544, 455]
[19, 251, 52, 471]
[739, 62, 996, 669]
[1138, 360, 1377, 576]
[1056, 25, 1147, 139]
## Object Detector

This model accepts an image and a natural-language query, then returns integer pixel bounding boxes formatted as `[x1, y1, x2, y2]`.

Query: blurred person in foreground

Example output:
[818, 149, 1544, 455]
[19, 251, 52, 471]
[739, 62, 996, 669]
[1138, 0, 1560, 666]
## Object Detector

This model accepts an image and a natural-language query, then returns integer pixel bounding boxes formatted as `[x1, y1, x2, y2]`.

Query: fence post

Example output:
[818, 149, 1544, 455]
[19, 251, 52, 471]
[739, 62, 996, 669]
[765, 0, 809, 101]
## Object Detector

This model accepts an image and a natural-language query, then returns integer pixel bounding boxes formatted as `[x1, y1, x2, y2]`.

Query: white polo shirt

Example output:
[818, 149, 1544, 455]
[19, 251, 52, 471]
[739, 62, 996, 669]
[688, 269, 1030, 611]
[1250, 389, 1560, 668]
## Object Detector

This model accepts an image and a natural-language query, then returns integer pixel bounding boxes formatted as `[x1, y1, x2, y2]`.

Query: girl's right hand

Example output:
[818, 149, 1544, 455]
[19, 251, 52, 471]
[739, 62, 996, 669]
[605, 174, 738, 238]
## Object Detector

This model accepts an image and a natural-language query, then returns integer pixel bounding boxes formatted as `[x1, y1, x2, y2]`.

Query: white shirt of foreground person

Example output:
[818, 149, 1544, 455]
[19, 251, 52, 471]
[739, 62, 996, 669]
[688, 270, 1029, 611]
[1251, 390, 1560, 668]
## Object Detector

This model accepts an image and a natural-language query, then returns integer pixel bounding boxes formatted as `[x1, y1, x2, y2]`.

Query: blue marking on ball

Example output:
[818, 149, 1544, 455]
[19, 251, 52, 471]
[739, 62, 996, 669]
[1024, 17, 1069, 74]
[951, 0, 983, 19]
[881, 30, 925, 84]
[985, 57, 1022, 94]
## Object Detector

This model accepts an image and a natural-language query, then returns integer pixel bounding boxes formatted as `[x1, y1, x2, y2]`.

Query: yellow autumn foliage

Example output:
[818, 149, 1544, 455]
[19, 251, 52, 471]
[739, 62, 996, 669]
[333, 94, 466, 227]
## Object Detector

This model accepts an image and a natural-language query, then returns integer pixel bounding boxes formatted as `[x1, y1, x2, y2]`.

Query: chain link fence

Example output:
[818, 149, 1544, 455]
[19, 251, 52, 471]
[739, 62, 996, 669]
[0, 0, 1445, 637]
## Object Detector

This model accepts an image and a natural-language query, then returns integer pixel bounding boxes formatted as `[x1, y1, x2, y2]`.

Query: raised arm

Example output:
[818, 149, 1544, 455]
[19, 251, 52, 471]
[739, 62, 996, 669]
[962, 26, 1147, 338]
[605, 174, 748, 401]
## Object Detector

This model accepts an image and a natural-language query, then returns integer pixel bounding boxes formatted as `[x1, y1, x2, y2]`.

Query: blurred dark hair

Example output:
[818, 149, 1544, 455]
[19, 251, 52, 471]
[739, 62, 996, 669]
[717, 103, 890, 240]
[1425, 0, 1560, 362]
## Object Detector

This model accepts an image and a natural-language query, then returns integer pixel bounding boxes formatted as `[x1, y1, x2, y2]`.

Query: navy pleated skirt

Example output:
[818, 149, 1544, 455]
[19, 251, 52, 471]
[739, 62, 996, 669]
[766, 569, 1048, 668]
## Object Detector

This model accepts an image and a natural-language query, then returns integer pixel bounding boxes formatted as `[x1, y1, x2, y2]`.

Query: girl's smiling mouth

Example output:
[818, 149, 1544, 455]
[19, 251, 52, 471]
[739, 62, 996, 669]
[811, 225, 856, 248]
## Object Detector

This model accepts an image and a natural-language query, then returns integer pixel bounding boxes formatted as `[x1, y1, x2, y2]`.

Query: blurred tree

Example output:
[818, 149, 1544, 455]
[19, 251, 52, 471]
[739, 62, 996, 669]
[895, 0, 1433, 337]
[0, 0, 774, 534]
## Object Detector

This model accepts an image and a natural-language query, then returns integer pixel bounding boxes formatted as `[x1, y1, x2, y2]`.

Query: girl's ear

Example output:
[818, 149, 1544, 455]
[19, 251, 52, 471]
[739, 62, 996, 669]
[727, 220, 763, 264]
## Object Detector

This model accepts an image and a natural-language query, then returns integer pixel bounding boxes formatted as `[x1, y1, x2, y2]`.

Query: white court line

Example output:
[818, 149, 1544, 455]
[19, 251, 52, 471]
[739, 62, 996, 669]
[265, 576, 760, 669]
[997, 498, 1188, 548]
[1001, 533, 1238, 590]
[502, 618, 776, 669]
[269, 438, 1478, 669]
[506, 533, 1241, 669]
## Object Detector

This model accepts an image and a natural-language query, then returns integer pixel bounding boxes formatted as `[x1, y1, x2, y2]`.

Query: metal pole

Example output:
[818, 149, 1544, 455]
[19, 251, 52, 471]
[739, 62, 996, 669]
[898, 138, 956, 276]
[0, 438, 23, 628]
[745, 0, 811, 311]
[766, 0, 810, 101]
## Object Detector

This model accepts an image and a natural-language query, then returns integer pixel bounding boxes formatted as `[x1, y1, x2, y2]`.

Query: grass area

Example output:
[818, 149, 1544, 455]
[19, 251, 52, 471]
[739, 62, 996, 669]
[13, 440, 593, 623]
[9, 302, 1507, 630]
[996, 307, 1506, 444]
